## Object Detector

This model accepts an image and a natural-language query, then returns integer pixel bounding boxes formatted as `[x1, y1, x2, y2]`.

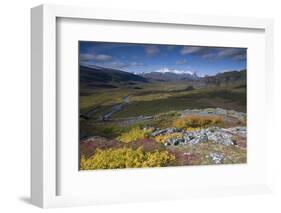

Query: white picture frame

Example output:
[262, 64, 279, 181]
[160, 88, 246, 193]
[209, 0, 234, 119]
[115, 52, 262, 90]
[31, 4, 274, 208]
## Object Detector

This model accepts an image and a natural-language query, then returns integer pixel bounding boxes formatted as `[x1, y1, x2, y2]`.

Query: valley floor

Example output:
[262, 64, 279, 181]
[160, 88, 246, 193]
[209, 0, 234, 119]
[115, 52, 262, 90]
[79, 82, 246, 170]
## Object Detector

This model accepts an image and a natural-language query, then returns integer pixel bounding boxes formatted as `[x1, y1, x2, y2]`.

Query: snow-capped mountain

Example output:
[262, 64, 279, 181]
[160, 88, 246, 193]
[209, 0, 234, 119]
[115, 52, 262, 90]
[138, 68, 200, 82]
[153, 68, 195, 75]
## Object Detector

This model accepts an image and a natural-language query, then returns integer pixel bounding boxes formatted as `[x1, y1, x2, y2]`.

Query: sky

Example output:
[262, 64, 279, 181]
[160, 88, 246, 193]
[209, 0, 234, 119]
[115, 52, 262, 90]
[79, 41, 247, 76]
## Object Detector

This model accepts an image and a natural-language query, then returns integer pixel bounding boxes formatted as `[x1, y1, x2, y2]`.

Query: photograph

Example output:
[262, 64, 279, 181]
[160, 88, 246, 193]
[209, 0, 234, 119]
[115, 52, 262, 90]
[79, 41, 247, 170]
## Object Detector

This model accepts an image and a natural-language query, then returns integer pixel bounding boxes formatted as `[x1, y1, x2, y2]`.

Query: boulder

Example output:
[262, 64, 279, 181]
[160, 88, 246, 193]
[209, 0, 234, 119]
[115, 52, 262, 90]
[209, 152, 225, 164]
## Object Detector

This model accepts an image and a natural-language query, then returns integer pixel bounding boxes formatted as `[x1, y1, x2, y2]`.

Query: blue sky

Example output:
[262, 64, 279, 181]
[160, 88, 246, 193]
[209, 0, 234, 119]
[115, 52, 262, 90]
[79, 41, 246, 76]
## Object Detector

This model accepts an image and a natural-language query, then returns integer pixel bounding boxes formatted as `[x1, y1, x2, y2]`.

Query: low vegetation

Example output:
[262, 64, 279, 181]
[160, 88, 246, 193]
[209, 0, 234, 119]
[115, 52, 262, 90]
[154, 132, 183, 144]
[117, 127, 152, 143]
[80, 147, 176, 170]
[80, 77, 247, 169]
[173, 115, 224, 129]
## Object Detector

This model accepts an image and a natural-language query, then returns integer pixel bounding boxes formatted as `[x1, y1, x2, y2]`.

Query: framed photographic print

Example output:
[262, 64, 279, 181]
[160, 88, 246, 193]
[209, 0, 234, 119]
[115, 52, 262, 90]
[78, 41, 247, 170]
[31, 4, 274, 208]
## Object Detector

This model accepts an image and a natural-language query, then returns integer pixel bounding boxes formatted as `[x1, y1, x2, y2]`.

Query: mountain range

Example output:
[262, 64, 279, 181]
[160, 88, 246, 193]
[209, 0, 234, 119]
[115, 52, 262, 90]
[139, 71, 200, 82]
[80, 64, 246, 87]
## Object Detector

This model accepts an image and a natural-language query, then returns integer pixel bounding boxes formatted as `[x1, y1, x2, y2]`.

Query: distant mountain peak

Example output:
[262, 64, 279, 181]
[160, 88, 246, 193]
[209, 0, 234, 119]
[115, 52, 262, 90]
[153, 67, 195, 75]
[138, 69, 200, 82]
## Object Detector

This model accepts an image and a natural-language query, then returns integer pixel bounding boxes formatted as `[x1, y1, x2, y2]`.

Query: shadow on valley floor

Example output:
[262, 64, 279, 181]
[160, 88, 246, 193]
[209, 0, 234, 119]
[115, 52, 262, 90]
[113, 89, 246, 118]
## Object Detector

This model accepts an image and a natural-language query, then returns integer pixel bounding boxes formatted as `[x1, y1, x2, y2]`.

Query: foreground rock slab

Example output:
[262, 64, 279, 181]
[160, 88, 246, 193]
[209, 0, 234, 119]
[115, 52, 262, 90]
[150, 126, 246, 147]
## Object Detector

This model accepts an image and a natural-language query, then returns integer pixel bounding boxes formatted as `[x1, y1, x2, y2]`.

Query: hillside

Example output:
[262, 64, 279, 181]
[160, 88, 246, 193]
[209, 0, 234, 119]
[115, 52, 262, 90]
[80, 65, 148, 85]
[202, 69, 246, 86]
[80, 65, 246, 87]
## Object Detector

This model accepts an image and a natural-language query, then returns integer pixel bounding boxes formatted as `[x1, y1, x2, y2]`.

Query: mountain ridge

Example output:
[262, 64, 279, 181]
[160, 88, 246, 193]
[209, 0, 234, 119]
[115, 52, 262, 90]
[139, 71, 200, 82]
[80, 65, 148, 84]
[202, 69, 246, 86]
[80, 64, 246, 86]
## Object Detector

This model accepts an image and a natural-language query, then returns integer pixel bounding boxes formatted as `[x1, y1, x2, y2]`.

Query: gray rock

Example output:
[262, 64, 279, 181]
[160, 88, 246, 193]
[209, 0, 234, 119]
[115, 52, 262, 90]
[226, 126, 247, 138]
[82, 136, 99, 143]
[181, 108, 246, 121]
[209, 152, 225, 164]
[150, 108, 247, 147]
[150, 127, 181, 137]
[187, 132, 208, 145]
[206, 129, 234, 145]
[158, 126, 247, 146]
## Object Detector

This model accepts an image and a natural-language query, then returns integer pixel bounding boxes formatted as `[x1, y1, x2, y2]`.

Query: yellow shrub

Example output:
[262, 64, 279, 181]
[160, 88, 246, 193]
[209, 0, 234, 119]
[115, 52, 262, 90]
[154, 132, 183, 144]
[172, 118, 187, 129]
[173, 115, 223, 129]
[117, 127, 151, 143]
[237, 116, 247, 126]
[185, 127, 202, 131]
[80, 147, 175, 170]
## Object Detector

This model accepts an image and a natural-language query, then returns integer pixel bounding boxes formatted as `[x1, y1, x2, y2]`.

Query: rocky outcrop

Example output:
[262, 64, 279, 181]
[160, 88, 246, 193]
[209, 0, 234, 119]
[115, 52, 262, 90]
[150, 127, 182, 137]
[150, 126, 246, 146]
[208, 152, 225, 164]
[181, 108, 246, 121]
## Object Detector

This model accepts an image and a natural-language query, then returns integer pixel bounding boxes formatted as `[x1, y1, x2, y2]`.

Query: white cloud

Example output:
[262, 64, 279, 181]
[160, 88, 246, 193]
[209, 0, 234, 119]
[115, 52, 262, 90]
[95, 54, 112, 61]
[130, 62, 144, 66]
[202, 48, 246, 60]
[80, 53, 112, 62]
[144, 45, 159, 55]
[106, 61, 128, 69]
[166, 45, 176, 51]
[94, 61, 144, 70]
[180, 46, 246, 61]
[176, 59, 187, 65]
[180, 46, 204, 55]
[217, 48, 243, 58]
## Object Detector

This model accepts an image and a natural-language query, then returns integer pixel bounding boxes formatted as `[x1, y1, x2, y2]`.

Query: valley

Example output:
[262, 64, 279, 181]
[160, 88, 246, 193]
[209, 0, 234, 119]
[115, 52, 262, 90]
[79, 65, 247, 170]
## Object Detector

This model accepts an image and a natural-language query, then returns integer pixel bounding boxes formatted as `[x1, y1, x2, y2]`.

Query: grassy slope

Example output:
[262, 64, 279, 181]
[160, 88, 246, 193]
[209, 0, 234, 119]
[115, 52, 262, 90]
[80, 81, 246, 139]
[80, 81, 246, 119]
[114, 88, 246, 118]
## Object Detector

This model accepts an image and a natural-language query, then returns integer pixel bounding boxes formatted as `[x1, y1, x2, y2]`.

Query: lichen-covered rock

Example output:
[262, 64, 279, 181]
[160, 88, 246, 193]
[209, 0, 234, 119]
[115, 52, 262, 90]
[151, 127, 182, 137]
[204, 128, 234, 145]
[181, 108, 246, 121]
[209, 152, 225, 164]
[226, 126, 247, 138]
[153, 126, 246, 146]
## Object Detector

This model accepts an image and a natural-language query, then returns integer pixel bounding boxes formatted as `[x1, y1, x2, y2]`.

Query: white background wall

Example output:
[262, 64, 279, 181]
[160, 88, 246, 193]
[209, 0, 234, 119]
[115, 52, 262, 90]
[0, 0, 280, 212]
